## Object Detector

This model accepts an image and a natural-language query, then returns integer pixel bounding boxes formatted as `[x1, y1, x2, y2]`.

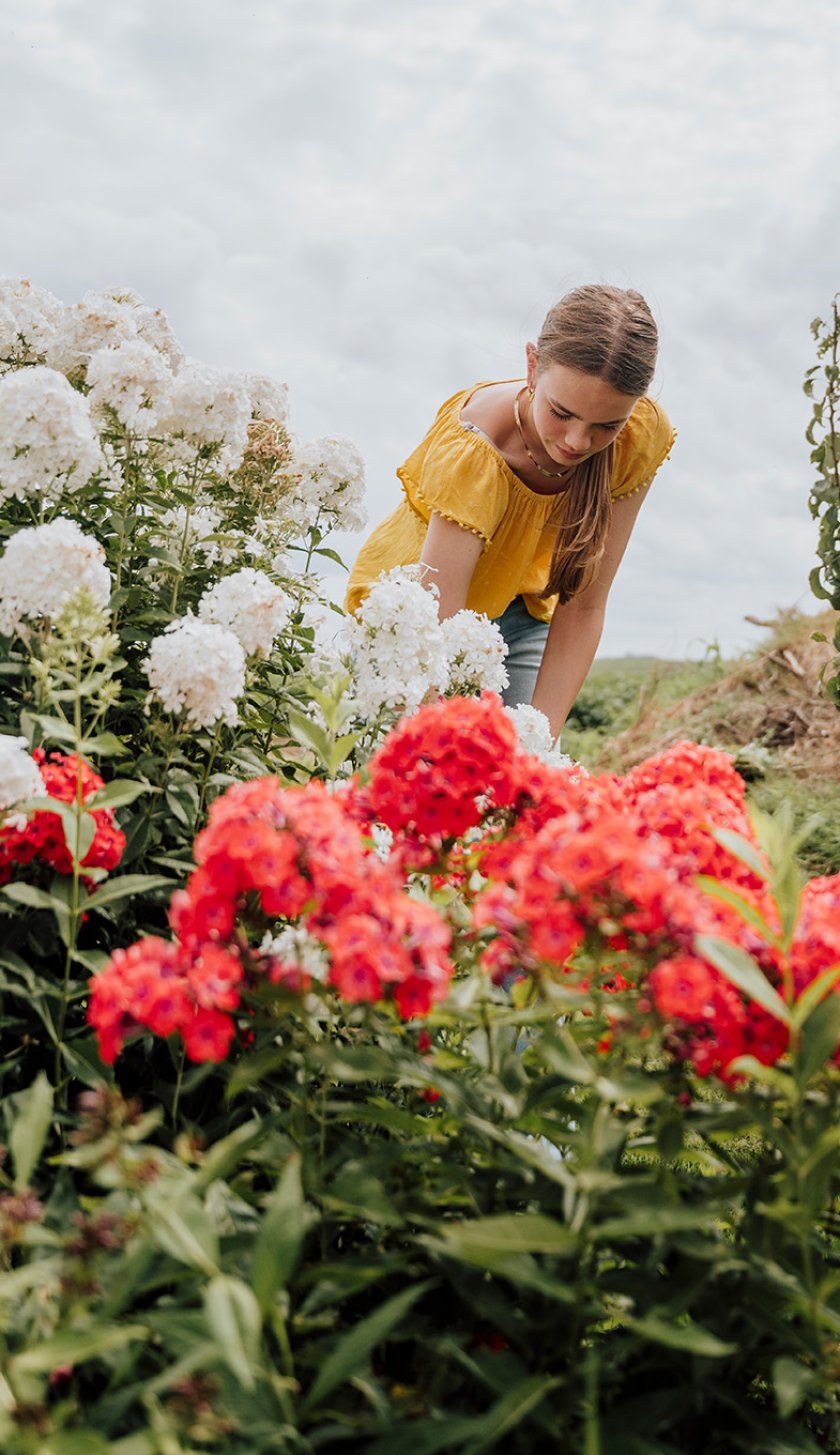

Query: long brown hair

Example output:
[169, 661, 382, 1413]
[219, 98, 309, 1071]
[536, 285, 659, 603]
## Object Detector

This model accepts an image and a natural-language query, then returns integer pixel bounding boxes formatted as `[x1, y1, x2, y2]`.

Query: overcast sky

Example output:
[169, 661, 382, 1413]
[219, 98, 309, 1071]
[3, 0, 839, 658]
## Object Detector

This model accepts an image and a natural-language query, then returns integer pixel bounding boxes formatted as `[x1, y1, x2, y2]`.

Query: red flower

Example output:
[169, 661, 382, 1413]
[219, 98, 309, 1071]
[181, 1007, 237, 1063]
[0, 749, 125, 884]
[361, 693, 519, 844]
[649, 956, 716, 1021]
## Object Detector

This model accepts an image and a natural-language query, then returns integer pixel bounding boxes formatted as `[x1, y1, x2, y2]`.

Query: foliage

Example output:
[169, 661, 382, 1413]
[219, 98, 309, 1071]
[806, 295, 840, 704]
[2, 281, 840, 1453]
[3, 709, 840, 1450]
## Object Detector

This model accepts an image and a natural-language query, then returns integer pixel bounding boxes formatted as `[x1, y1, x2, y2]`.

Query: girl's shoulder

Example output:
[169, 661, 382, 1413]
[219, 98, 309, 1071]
[611, 396, 676, 499]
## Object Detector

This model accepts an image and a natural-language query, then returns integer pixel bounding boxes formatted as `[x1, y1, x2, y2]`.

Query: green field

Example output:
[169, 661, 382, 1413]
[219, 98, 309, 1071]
[564, 611, 840, 875]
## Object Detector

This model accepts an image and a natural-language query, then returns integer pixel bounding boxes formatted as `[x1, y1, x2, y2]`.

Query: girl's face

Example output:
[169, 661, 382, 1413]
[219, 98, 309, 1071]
[525, 350, 639, 468]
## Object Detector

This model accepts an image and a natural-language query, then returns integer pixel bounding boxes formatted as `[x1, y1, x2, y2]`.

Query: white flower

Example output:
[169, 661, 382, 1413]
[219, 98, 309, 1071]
[45, 286, 185, 380]
[0, 278, 64, 367]
[46, 288, 143, 378]
[145, 617, 246, 728]
[503, 703, 586, 771]
[441, 609, 509, 697]
[86, 337, 174, 432]
[259, 926, 329, 984]
[345, 566, 448, 718]
[198, 567, 292, 656]
[0, 367, 103, 504]
[153, 502, 228, 565]
[0, 736, 44, 814]
[291, 435, 367, 532]
[244, 372, 289, 423]
[154, 359, 253, 476]
[0, 518, 111, 635]
[107, 288, 185, 372]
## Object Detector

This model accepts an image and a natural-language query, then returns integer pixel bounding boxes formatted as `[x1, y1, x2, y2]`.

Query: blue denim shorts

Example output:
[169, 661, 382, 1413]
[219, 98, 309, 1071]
[492, 596, 550, 709]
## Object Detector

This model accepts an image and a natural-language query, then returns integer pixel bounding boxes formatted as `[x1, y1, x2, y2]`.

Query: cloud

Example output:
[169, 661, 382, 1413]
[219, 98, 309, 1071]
[1, 0, 838, 660]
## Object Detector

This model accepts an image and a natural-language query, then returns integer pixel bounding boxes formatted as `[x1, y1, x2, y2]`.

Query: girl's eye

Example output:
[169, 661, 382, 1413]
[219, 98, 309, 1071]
[549, 408, 572, 420]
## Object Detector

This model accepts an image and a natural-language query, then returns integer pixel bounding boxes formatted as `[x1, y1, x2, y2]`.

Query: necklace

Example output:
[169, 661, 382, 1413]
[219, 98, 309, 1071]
[513, 389, 568, 481]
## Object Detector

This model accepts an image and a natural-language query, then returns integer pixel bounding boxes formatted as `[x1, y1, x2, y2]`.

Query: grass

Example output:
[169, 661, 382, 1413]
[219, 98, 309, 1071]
[563, 608, 840, 876]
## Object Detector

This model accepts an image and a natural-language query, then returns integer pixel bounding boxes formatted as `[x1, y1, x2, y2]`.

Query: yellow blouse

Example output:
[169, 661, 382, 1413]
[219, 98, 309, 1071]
[345, 381, 676, 624]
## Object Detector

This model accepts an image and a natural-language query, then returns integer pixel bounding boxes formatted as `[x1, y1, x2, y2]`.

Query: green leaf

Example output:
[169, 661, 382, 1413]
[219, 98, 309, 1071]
[708, 826, 769, 882]
[694, 876, 777, 942]
[8, 1071, 53, 1190]
[367, 1418, 484, 1455]
[286, 707, 332, 767]
[204, 1274, 263, 1391]
[38, 1433, 112, 1455]
[303, 1280, 433, 1411]
[146, 1192, 220, 1275]
[623, 1313, 736, 1357]
[431, 1213, 576, 1257]
[773, 1355, 815, 1418]
[594, 1205, 721, 1240]
[82, 873, 172, 913]
[791, 965, 840, 1031]
[11, 1321, 148, 1373]
[250, 1154, 306, 1314]
[796, 991, 840, 1084]
[0, 880, 72, 926]
[695, 935, 790, 1025]
[537, 1028, 596, 1084]
[325, 1168, 403, 1227]
[109, 1436, 157, 1455]
[87, 778, 154, 811]
[461, 1374, 562, 1455]
[80, 730, 131, 757]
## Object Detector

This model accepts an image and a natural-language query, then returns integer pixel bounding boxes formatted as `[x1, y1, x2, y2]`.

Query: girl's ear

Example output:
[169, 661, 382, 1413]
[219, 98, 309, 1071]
[525, 342, 538, 391]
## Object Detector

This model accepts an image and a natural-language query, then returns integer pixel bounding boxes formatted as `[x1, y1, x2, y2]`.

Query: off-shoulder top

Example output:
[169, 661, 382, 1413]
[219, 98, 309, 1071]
[345, 380, 676, 623]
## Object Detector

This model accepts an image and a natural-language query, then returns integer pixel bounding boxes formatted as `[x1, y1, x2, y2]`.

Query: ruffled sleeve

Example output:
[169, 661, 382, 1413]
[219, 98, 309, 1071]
[396, 391, 511, 546]
[610, 397, 676, 501]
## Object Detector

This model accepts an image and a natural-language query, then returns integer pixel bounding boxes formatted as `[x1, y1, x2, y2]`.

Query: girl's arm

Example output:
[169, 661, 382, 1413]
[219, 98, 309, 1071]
[419, 512, 485, 620]
[531, 483, 652, 740]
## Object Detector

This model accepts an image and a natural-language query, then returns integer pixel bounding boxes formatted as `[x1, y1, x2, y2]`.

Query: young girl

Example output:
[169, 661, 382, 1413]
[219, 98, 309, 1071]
[345, 284, 675, 739]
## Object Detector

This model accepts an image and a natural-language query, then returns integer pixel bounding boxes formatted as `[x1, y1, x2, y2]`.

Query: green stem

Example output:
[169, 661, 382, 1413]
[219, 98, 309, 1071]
[197, 721, 225, 820]
[171, 1044, 187, 1129]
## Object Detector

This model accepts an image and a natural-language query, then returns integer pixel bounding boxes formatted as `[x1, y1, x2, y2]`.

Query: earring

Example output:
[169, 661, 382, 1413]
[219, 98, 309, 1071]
[528, 387, 535, 399]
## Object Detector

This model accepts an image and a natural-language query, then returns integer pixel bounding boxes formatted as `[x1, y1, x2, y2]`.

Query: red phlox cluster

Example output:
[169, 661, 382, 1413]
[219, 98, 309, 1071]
[0, 749, 125, 885]
[358, 693, 520, 856]
[648, 952, 788, 1080]
[88, 775, 455, 1064]
[787, 873, 840, 1062]
[473, 738, 795, 1080]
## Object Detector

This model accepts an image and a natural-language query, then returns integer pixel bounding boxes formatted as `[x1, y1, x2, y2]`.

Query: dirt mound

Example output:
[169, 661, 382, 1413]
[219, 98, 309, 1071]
[603, 608, 840, 780]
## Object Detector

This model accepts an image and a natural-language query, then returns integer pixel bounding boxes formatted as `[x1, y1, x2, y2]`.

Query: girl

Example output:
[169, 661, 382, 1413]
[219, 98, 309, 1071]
[345, 284, 675, 739]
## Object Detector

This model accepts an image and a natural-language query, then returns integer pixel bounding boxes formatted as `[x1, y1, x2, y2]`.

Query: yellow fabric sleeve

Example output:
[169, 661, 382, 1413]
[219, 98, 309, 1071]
[610, 397, 676, 500]
[397, 402, 511, 546]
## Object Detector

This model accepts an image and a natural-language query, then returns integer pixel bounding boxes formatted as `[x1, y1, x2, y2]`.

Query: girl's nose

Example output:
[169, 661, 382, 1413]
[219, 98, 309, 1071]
[566, 422, 592, 452]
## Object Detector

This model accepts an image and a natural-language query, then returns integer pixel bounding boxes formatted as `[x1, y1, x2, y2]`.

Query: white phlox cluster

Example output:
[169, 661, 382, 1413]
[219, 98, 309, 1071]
[441, 609, 509, 697]
[45, 287, 185, 380]
[0, 367, 104, 503]
[153, 502, 233, 567]
[154, 360, 253, 477]
[503, 703, 585, 771]
[0, 518, 112, 635]
[144, 617, 246, 728]
[244, 373, 289, 424]
[290, 435, 367, 533]
[198, 567, 292, 657]
[259, 926, 329, 984]
[0, 735, 44, 814]
[345, 567, 449, 717]
[0, 278, 64, 368]
[86, 337, 175, 432]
